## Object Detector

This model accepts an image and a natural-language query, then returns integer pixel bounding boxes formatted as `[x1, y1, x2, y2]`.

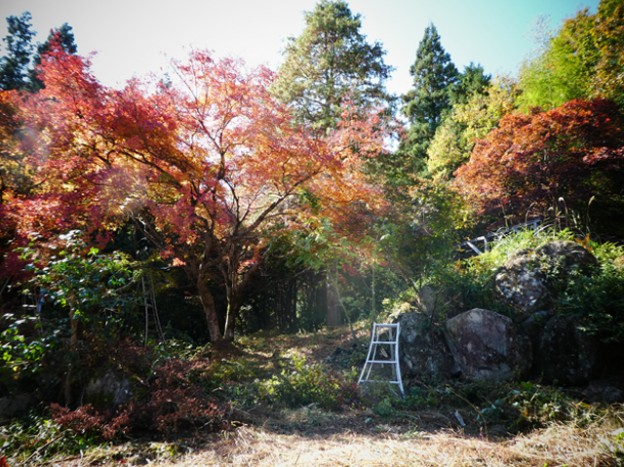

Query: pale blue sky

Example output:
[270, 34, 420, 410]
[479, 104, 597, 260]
[0, 0, 600, 95]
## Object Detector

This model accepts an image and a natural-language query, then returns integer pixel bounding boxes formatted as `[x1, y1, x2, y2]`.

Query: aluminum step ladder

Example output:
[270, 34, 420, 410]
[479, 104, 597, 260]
[358, 323, 404, 396]
[142, 275, 164, 345]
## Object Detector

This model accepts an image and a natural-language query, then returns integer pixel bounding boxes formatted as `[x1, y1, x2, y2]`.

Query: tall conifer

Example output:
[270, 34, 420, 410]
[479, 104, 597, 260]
[273, 0, 391, 131]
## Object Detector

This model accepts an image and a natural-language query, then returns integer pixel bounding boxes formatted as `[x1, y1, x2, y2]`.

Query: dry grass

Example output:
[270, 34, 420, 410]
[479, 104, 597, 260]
[149, 416, 619, 466]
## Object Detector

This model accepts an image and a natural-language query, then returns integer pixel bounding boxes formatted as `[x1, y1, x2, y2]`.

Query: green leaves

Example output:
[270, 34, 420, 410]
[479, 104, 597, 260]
[517, 2, 624, 111]
[1, 313, 59, 377]
[26, 232, 139, 326]
[0, 12, 35, 91]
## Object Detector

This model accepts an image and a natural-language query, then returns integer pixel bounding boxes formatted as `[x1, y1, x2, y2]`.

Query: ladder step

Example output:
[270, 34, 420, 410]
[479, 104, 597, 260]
[358, 322, 405, 397]
[360, 379, 402, 384]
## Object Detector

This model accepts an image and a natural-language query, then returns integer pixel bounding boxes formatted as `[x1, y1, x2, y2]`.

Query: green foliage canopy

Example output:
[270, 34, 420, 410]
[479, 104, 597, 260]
[386, 23, 458, 185]
[518, 0, 624, 111]
[427, 77, 518, 179]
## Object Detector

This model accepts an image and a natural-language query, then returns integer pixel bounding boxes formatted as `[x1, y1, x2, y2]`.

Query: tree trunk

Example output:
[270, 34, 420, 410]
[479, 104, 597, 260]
[223, 287, 242, 342]
[197, 275, 223, 342]
[326, 276, 342, 327]
[65, 310, 79, 406]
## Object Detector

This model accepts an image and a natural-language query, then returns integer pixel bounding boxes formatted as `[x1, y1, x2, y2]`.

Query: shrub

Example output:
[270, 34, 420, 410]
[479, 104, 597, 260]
[258, 355, 359, 410]
[50, 355, 228, 441]
[1, 411, 91, 465]
[50, 403, 130, 441]
[558, 240, 624, 342]
[475, 381, 596, 432]
[137, 357, 227, 435]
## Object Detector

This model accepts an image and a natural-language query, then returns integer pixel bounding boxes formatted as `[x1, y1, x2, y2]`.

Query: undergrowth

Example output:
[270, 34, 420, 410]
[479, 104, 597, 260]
[2, 321, 624, 465]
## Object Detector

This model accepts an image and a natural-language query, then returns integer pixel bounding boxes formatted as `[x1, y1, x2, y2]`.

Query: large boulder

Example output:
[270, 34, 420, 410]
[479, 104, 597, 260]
[519, 310, 554, 372]
[495, 252, 550, 314]
[495, 240, 597, 316]
[84, 370, 132, 411]
[0, 394, 35, 421]
[394, 312, 456, 383]
[534, 240, 598, 277]
[537, 314, 598, 385]
[444, 308, 532, 381]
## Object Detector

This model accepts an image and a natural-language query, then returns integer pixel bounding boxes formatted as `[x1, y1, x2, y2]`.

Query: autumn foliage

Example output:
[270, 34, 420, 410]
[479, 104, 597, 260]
[0, 48, 390, 342]
[453, 99, 624, 233]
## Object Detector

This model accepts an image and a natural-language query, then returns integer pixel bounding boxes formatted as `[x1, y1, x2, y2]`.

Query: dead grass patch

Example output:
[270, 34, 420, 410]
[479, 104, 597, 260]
[143, 411, 621, 467]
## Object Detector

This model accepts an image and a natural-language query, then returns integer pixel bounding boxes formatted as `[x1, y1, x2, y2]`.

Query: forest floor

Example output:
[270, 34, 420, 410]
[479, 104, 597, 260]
[53, 324, 623, 466]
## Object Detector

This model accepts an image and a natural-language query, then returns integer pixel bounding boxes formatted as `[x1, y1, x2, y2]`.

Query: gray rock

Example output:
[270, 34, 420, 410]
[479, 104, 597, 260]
[495, 252, 550, 314]
[538, 314, 597, 385]
[413, 285, 437, 315]
[495, 240, 597, 317]
[519, 310, 554, 372]
[444, 308, 532, 381]
[582, 380, 624, 403]
[85, 370, 132, 410]
[394, 312, 456, 383]
[534, 240, 597, 277]
[0, 394, 35, 421]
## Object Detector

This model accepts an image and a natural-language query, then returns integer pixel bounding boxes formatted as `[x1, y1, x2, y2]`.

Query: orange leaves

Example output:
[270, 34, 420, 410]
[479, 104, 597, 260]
[4, 46, 390, 277]
[0, 46, 394, 340]
[454, 99, 624, 226]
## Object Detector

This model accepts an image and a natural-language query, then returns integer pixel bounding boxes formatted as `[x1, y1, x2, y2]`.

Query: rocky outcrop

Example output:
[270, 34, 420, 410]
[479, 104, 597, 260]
[394, 312, 455, 383]
[394, 240, 607, 387]
[495, 240, 597, 316]
[444, 308, 532, 381]
[495, 254, 550, 313]
[0, 394, 35, 421]
[537, 314, 598, 385]
[534, 240, 598, 278]
[85, 370, 132, 411]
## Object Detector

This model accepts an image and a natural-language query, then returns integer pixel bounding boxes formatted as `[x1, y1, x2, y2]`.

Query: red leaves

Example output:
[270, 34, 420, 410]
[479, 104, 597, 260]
[454, 99, 624, 225]
[1, 46, 392, 339]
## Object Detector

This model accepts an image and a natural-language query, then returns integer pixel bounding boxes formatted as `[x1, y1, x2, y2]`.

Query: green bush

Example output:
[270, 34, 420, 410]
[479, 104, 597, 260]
[258, 355, 359, 410]
[0, 312, 61, 387]
[558, 240, 624, 342]
[475, 381, 596, 432]
[1, 411, 92, 465]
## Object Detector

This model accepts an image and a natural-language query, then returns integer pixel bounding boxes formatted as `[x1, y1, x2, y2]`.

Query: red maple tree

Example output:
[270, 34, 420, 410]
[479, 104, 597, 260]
[4, 48, 390, 342]
[453, 99, 624, 233]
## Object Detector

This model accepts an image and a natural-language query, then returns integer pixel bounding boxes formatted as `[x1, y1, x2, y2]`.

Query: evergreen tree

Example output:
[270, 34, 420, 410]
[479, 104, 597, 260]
[386, 23, 458, 184]
[449, 62, 491, 106]
[0, 12, 36, 91]
[403, 24, 458, 137]
[272, 0, 391, 131]
[29, 23, 78, 91]
[0, 13, 77, 92]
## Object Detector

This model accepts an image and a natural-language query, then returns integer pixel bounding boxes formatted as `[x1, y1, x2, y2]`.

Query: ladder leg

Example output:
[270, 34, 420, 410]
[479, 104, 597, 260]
[358, 323, 405, 397]
[358, 324, 377, 384]
[394, 325, 404, 396]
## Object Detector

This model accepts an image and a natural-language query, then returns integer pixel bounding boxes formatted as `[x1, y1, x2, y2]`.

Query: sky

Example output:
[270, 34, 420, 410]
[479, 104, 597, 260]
[0, 0, 600, 96]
